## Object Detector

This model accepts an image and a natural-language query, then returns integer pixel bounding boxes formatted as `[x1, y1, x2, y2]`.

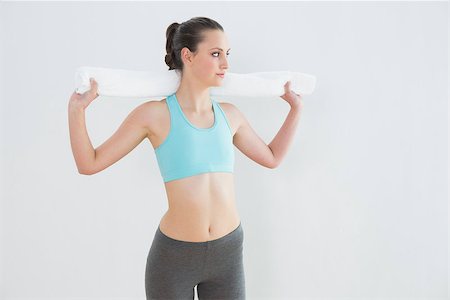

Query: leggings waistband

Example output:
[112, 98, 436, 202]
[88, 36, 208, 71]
[155, 222, 243, 249]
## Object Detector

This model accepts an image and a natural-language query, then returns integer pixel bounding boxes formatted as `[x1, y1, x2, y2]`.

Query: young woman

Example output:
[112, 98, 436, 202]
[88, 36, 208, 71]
[68, 16, 303, 300]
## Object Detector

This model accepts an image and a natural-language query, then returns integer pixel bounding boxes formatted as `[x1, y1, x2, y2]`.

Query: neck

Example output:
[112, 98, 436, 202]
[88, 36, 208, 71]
[175, 74, 213, 113]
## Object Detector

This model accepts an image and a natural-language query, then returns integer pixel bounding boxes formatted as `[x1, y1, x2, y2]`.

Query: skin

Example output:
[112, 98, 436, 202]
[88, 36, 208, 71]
[68, 29, 303, 242]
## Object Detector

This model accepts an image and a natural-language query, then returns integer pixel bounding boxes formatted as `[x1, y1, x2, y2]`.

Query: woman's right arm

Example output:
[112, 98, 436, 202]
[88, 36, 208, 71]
[68, 104, 96, 174]
[68, 78, 151, 175]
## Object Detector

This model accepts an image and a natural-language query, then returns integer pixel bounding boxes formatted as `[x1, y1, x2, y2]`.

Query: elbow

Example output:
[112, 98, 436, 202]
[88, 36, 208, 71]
[78, 170, 91, 175]
[76, 160, 96, 175]
[269, 160, 279, 169]
[78, 167, 94, 175]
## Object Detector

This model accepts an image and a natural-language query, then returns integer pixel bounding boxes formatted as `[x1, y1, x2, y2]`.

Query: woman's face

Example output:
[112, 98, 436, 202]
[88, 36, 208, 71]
[182, 30, 231, 86]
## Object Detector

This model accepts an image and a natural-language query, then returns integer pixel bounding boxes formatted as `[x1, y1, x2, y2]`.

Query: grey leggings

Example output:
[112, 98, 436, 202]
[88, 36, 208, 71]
[145, 222, 245, 300]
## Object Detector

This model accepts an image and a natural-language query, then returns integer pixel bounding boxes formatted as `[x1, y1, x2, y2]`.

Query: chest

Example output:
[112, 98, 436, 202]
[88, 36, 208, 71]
[148, 99, 237, 150]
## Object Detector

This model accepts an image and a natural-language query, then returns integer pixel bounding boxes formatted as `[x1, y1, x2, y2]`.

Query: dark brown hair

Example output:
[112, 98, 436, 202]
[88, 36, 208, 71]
[165, 17, 224, 72]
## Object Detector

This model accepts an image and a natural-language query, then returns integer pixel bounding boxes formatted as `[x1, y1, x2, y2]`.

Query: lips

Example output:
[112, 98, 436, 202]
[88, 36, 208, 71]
[217, 73, 225, 78]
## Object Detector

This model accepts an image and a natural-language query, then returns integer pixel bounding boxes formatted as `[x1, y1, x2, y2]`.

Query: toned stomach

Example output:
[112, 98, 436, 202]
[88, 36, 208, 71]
[159, 172, 241, 242]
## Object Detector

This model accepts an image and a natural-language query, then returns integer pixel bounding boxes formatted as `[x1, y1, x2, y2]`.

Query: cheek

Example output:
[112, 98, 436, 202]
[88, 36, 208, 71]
[195, 58, 216, 76]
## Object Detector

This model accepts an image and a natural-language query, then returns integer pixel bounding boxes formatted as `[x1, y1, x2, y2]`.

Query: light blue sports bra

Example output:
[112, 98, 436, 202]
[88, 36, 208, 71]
[154, 93, 234, 183]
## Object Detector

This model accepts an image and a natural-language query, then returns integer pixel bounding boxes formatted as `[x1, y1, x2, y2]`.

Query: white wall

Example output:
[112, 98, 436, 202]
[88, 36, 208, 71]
[0, 2, 448, 299]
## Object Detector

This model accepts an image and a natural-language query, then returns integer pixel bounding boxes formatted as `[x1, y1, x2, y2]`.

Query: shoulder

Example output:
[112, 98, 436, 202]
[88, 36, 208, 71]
[131, 99, 164, 119]
[130, 98, 167, 136]
[216, 100, 244, 122]
[216, 101, 241, 118]
[215, 100, 245, 132]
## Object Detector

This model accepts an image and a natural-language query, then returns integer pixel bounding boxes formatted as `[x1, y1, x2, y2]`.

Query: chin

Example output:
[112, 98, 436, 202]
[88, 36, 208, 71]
[210, 79, 224, 87]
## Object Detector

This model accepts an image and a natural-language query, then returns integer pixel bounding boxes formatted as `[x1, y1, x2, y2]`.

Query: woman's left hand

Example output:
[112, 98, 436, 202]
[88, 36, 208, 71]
[280, 81, 304, 111]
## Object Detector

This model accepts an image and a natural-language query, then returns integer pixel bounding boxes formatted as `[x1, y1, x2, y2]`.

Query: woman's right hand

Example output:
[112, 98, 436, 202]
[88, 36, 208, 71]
[69, 78, 99, 110]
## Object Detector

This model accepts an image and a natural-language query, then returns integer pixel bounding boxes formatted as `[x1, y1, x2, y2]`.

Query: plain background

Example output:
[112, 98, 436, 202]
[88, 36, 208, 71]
[0, 1, 448, 299]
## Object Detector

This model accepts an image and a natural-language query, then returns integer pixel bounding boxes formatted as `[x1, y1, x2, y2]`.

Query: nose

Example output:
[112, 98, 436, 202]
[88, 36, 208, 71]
[220, 56, 229, 70]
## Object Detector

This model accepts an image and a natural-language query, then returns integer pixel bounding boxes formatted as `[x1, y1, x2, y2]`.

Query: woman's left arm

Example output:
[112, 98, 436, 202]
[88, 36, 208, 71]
[268, 81, 304, 168]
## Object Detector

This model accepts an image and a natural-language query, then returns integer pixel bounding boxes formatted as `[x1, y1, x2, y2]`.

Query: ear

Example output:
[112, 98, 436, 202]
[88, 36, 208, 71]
[181, 47, 194, 64]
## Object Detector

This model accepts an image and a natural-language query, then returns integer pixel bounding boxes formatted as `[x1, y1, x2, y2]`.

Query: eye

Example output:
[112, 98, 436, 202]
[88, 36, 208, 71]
[212, 52, 230, 57]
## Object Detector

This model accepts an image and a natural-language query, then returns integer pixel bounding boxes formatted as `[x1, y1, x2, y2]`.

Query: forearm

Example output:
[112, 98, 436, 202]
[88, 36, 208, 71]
[268, 106, 302, 167]
[68, 104, 96, 174]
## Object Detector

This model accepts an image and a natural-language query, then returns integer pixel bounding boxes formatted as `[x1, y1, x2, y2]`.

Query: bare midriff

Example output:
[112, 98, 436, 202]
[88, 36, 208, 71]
[159, 172, 241, 242]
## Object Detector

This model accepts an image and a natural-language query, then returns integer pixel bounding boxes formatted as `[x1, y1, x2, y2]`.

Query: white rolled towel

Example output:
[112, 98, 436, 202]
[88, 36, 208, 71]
[74, 66, 316, 98]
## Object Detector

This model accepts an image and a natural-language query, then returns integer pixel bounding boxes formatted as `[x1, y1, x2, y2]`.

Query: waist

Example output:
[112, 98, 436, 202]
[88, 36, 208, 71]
[159, 203, 240, 242]
[156, 221, 243, 246]
[165, 192, 238, 219]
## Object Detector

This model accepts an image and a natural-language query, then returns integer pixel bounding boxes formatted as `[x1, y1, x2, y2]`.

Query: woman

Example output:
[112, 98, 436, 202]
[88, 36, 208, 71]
[68, 16, 303, 300]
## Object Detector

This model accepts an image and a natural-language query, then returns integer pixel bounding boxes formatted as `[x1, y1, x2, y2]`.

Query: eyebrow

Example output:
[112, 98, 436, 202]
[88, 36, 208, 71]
[209, 47, 231, 52]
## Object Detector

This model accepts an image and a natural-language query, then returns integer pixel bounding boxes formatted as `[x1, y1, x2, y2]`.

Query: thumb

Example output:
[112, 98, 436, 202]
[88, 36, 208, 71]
[89, 78, 99, 97]
[89, 78, 98, 91]
[284, 80, 291, 92]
